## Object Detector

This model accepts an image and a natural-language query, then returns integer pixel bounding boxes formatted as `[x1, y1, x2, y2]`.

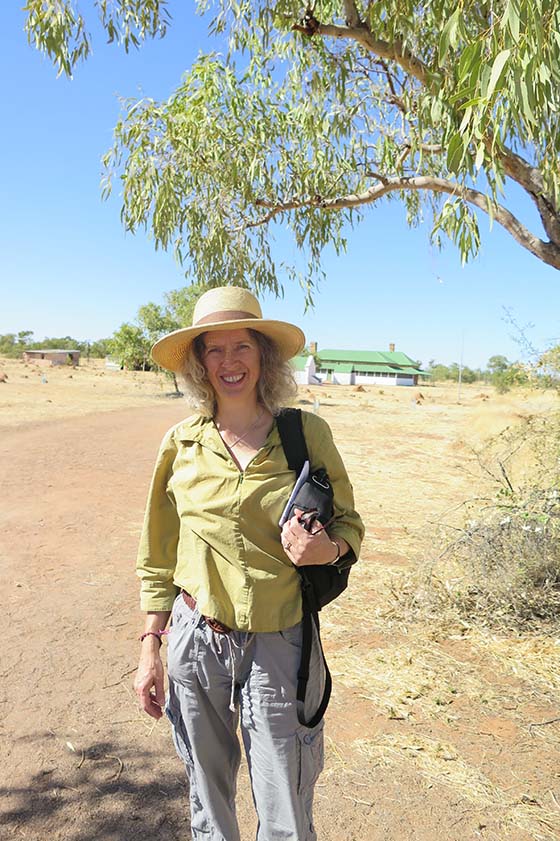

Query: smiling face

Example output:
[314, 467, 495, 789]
[201, 328, 261, 408]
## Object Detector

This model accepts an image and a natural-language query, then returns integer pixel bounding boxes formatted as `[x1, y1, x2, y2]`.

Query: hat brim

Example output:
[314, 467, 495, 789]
[151, 319, 306, 373]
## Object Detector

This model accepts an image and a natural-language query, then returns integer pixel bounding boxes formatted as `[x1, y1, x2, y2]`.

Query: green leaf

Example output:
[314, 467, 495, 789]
[506, 0, 520, 43]
[458, 41, 482, 82]
[486, 195, 495, 230]
[474, 142, 485, 171]
[486, 49, 511, 100]
[438, 9, 460, 65]
[446, 133, 464, 174]
[458, 105, 473, 135]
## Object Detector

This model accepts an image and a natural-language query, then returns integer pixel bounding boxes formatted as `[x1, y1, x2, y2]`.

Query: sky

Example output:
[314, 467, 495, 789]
[1, 4, 558, 369]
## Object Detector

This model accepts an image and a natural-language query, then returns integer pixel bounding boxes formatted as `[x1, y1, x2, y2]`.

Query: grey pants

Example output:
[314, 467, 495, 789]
[165, 594, 325, 841]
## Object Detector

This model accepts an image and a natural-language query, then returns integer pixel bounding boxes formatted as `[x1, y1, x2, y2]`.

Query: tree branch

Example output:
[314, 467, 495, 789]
[493, 143, 560, 244]
[398, 141, 444, 167]
[292, 17, 428, 85]
[294, 11, 560, 252]
[342, 0, 361, 28]
[250, 176, 560, 269]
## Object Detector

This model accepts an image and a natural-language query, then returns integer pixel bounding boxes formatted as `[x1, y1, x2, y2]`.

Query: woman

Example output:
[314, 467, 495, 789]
[134, 286, 364, 841]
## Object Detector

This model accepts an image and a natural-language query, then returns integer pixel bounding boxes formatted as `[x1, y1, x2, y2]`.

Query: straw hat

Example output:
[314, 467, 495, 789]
[151, 286, 306, 373]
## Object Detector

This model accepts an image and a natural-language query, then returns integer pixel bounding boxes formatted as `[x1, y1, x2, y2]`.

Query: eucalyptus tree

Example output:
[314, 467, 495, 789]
[26, 1, 560, 298]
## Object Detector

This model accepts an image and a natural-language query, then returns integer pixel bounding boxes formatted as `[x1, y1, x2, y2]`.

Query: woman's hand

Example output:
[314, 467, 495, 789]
[281, 509, 348, 567]
[134, 636, 166, 720]
[134, 611, 170, 719]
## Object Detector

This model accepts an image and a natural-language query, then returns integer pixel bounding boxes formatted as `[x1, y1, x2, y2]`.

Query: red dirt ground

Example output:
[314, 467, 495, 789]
[2, 397, 559, 841]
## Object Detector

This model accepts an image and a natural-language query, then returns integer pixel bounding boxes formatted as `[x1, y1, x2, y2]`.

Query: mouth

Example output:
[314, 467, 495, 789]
[221, 373, 245, 384]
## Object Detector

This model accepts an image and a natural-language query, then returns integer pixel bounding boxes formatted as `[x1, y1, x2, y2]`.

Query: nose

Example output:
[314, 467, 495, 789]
[223, 346, 239, 364]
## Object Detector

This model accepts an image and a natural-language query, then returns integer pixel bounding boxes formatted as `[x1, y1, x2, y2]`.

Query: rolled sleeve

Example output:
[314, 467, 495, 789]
[302, 412, 365, 563]
[136, 428, 180, 611]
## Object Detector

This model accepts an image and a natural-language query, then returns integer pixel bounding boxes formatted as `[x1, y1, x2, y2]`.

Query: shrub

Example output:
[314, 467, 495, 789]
[445, 488, 560, 625]
[408, 413, 560, 629]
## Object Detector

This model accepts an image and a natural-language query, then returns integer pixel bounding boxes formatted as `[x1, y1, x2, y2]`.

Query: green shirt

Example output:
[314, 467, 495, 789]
[136, 411, 364, 632]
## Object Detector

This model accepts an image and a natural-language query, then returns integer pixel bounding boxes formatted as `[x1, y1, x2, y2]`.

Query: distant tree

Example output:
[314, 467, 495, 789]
[109, 323, 151, 370]
[17, 330, 34, 347]
[487, 354, 511, 374]
[137, 301, 182, 392]
[137, 302, 178, 343]
[88, 338, 113, 358]
[26, 0, 560, 300]
[32, 335, 86, 351]
[460, 366, 478, 384]
[0, 331, 37, 358]
[448, 362, 461, 381]
[428, 360, 481, 383]
[428, 362, 452, 383]
[164, 284, 211, 327]
[0, 334, 18, 358]
[485, 354, 529, 392]
[492, 366, 528, 393]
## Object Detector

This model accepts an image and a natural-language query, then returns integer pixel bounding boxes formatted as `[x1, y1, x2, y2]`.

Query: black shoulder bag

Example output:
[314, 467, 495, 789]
[276, 408, 356, 727]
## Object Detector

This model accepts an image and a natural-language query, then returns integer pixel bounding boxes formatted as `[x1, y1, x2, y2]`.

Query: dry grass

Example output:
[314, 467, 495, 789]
[468, 631, 560, 697]
[357, 733, 560, 840]
[329, 637, 507, 722]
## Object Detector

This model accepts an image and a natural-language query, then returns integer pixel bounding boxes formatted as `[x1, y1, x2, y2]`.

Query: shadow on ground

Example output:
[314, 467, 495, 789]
[2, 737, 191, 841]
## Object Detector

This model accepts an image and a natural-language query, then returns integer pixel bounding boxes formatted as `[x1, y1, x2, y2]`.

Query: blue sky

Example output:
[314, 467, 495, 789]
[1, 4, 558, 368]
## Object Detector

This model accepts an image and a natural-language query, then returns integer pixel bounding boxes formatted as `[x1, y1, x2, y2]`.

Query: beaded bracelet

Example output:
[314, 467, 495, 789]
[139, 629, 168, 644]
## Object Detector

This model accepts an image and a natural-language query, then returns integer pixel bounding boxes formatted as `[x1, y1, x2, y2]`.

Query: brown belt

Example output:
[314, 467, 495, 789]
[182, 591, 232, 635]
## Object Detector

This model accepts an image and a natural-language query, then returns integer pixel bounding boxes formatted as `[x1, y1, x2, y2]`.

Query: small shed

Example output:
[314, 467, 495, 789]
[23, 349, 81, 366]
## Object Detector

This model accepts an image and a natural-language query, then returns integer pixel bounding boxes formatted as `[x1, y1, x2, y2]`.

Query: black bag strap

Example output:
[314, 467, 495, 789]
[296, 612, 332, 728]
[276, 408, 309, 473]
[276, 407, 332, 728]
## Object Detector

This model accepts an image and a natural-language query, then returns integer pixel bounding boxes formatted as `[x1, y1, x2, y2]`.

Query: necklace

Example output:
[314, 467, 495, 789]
[217, 408, 264, 449]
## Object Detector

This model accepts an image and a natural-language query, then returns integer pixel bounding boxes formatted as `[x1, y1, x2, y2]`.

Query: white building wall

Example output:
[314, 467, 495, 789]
[354, 373, 416, 387]
[332, 372, 354, 385]
[354, 373, 396, 386]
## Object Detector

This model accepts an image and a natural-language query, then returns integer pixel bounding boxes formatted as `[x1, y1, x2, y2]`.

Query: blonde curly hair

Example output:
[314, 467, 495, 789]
[179, 329, 297, 417]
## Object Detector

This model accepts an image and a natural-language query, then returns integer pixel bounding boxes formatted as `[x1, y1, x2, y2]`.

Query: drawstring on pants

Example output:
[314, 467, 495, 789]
[225, 634, 238, 712]
[211, 630, 254, 712]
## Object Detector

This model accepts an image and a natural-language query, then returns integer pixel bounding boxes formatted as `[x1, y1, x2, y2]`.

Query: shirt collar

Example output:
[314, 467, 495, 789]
[175, 413, 281, 449]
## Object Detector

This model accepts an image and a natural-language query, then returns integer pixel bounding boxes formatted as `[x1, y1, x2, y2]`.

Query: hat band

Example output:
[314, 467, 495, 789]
[195, 309, 259, 326]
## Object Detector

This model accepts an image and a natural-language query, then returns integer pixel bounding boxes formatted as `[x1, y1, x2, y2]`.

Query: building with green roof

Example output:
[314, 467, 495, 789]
[315, 346, 427, 386]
